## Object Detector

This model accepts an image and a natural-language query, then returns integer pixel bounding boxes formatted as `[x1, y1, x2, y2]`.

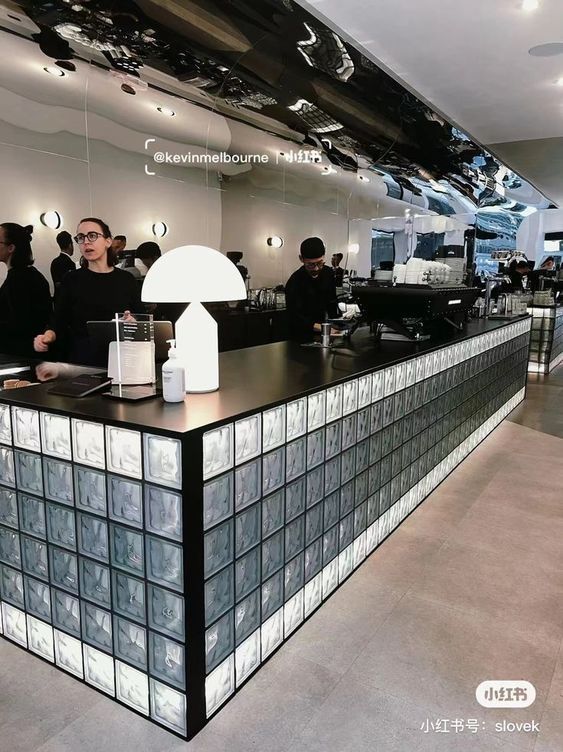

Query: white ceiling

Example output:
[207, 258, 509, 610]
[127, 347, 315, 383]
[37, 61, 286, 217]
[303, 0, 563, 203]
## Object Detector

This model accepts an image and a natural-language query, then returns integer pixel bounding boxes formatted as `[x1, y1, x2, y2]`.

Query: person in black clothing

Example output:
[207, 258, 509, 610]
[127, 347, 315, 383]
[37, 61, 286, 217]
[51, 230, 75, 291]
[0, 223, 52, 357]
[331, 252, 345, 286]
[508, 260, 530, 292]
[34, 218, 142, 366]
[285, 236, 341, 342]
[226, 251, 249, 281]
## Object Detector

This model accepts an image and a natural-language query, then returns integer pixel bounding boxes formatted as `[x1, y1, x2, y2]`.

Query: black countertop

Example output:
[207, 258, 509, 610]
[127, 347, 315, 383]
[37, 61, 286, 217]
[0, 318, 527, 435]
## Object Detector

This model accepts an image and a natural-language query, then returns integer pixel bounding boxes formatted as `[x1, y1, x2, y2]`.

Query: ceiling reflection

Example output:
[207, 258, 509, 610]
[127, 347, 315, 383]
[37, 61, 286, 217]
[10, 0, 553, 213]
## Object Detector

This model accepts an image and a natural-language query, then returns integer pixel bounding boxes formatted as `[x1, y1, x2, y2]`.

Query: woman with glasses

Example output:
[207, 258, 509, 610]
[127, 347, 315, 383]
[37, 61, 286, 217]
[284, 236, 341, 342]
[34, 218, 141, 366]
[0, 223, 52, 356]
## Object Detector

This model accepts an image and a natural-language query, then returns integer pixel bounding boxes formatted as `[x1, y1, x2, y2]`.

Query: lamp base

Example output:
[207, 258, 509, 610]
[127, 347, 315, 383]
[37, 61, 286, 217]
[175, 302, 219, 393]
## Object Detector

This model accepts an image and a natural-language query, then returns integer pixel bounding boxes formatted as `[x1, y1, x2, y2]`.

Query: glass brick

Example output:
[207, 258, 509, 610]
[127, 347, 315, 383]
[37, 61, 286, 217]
[357, 408, 370, 442]
[21, 535, 48, 580]
[50, 547, 78, 593]
[236, 629, 260, 686]
[40, 412, 71, 460]
[286, 398, 307, 441]
[326, 384, 343, 423]
[104, 474, 140, 526]
[52, 589, 80, 637]
[285, 515, 305, 560]
[324, 456, 341, 495]
[234, 459, 261, 512]
[234, 588, 260, 645]
[15, 451, 42, 496]
[306, 466, 324, 508]
[325, 420, 342, 460]
[354, 502, 367, 536]
[24, 575, 51, 620]
[262, 447, 285, 495]
[143, 434, 181, 490]
[205, 565, 234, 626]
[342, 379, 358, 415]
[203, 424, 234, 481]
[54, 629, 83, 678]
[27, 614, 54, 662]
[204, 519, 233, 579]
[340, 480, 355, 518]
[82, 601, 112, 652]
[0, 526, 20, 567]
[261, 490, 284, 538]
[2, 602, 27, 647]
[262, 530, 283, 580]
[0, 487, 17, 529]
[116, 660, 148, 715]
[235, 546, 260, 601]
[114, 616, 147, 669]
[46, 504, 76, 551]
[0, 564, 24, 607]
[307, 429, 325, 470]
[306, 504, 323, 545]
[262, 405, 286, 452]
[304, 538, 322, 582]
[355, 471, 368, 505]
[356, 439, 369, 474]
[205, 655, 234, 717]
[235, 503, 261, 557]
[234, 414, 261, 466]
[73, 466, 107, 517]
[12, 407, 41, 452]
[307, 391, 326, 431]
[304, 573, 322, 616]
[144, 486, 182, 542]
[111, 525, 144, 576]
[149, 631, 184, 689]
[261, 608, 283, 659]
[112, 571, 145, 623]
[0, 403, 12, 445]
[339, 513, 354, 551]
[261, 570, 283, 621]
[150, 679, 186, 734]
[284, 589, 304, 636]
[342, 414, 357, 450]
[83, 644, 114, 696]
[105, 425, 141, 479]
[358, 374, 371, 407]
[146, 536, 183, 591]
[77, 514, 108, 563]
[203, 472, 233, 531]
[72, 419, 105, 470]
[0, 446, 15, 487]
[80, 558, 110, 607]
[323, 525, 339, 564]
[323, 491, 339, 531]
[370, 401, 383, 434]
[285, 437, 306, 482]
[205, 610, 233, 673]
[285, 477, 305, 522]
[148, 585, 185, 641]
[285, 553, 304, 600]
[371, 371, 383, 403]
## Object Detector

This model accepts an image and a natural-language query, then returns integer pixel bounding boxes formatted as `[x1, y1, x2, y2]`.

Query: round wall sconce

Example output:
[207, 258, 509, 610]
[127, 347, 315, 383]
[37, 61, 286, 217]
[358, 174, 370, 183]
[152, 222, 168, 238]
[157, 106, 176, 117]
[40, 210, 63, 229]
[348, 243, 360, 254]
[267, 236, 284, 248]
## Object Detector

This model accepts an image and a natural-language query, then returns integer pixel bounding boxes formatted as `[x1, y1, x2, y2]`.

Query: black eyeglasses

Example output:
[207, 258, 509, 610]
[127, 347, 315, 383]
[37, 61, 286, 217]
[303, 261, 325, 270]
[74, 232, 104, 244]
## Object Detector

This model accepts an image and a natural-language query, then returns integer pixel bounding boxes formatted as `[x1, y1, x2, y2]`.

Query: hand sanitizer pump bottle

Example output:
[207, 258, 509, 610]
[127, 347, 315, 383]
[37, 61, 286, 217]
[162, 339, 185, 402]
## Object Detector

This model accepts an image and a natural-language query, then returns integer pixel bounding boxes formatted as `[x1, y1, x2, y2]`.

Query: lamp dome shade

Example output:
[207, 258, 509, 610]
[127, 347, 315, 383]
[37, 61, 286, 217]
[141, 245, 247, 303]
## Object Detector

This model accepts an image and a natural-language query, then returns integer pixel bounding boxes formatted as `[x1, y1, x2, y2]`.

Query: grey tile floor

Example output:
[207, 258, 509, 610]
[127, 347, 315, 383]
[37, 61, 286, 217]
[1, 369, 563, 752]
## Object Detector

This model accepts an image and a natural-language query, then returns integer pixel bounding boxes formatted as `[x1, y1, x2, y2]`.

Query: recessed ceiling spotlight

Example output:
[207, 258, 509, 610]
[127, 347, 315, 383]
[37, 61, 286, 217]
[157, 106, 176, 117]
[43, 66, 65, 77]
[521, 0, 539, 10]
[556, 77, 563, 86]
[321, 166, 336, 175]
[358, 175, 370, 182]
[121, 83, 136, 95]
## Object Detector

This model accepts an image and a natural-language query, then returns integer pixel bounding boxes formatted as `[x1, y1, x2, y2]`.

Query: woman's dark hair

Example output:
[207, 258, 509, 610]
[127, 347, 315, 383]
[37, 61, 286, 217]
[78, 217, 117, 266]
[0, 223, 34, 269]
[542, 256, 555, 266]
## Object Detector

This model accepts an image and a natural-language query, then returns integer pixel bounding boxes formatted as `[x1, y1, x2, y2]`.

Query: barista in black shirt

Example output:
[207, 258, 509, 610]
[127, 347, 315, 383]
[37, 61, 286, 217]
[34, 218, 142, 366]
[50, 231, 76, 292]
[285, 237, 341, 342]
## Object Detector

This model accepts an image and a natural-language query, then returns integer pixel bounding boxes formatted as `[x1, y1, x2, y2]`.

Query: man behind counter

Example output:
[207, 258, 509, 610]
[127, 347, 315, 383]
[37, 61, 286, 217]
[285, 236, 341, 341]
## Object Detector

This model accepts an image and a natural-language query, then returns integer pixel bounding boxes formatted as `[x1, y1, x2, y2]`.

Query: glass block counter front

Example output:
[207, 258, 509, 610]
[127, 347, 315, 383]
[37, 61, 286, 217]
[0, 318, 530, 739]
[528, 305, 563, 374]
